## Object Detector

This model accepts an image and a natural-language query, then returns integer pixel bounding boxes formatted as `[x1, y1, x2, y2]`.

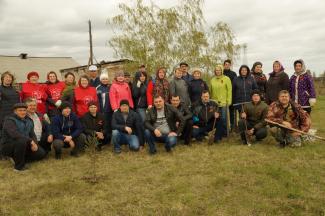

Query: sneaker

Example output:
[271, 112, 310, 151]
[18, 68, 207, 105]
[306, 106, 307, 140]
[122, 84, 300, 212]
[149, 149, 157, 155]
[14, 166, 28, 172]
[70, 151, 79, 157]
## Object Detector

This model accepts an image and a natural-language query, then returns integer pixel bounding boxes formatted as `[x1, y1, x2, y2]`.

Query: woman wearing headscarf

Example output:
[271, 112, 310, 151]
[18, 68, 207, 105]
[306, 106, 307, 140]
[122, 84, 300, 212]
[265, 61, 290, 104]
[146, 67, 170, 108]
[289, 59, 316, 113]
[251, 62, 267, 100]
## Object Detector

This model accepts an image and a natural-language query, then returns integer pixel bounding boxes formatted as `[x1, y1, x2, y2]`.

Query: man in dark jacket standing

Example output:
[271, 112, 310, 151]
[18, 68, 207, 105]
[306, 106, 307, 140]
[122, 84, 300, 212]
[0, 103, 46, 171]
[81, 102, 107, 151]
[145, 95, 185, 154]
[223, 60, 237, 131]
[191, 90, 222, 143]
[88, 65, 101, 88]
[111, 100, 143, 154]
[238, 90, 268, 144]
[170, 95, 193, 145]
[180, 62, 193, 85]
[51, 102, 85, 159]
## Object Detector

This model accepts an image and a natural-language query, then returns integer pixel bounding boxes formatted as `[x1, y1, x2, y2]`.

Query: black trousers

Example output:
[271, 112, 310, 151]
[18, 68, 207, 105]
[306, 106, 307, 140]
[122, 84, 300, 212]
[52, 133, 86, 156]
[1, 138, 46, 170]
[238, 119, 267, 142]
[38, 133, 52, 153]
[180, 119, 193, 144]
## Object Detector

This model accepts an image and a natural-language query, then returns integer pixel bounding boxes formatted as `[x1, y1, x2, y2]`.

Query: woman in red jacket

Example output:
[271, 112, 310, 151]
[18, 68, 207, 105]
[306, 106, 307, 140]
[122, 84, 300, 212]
[109, 70, 134, 111]
[21, 71, 47, 115]
[73, 75, 98, 117]
[46, 71, 66, 117]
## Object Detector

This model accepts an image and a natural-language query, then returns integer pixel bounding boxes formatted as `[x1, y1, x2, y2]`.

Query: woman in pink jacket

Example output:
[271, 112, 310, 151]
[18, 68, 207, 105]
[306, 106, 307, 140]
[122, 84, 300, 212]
[109, 71, 134, 111]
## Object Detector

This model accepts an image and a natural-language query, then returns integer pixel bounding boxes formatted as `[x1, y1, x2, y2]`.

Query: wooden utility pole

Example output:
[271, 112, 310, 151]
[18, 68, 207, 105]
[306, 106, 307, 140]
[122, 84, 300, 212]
[88, 20, 94, 66]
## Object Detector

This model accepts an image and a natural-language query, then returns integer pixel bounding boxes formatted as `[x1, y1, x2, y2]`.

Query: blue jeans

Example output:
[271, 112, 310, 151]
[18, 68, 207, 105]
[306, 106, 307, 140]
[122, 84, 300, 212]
[136, 108, 146, 123]
[112, 130, 139, 151]
[219, 106, 228, 137]
[144, 129, 177, 153]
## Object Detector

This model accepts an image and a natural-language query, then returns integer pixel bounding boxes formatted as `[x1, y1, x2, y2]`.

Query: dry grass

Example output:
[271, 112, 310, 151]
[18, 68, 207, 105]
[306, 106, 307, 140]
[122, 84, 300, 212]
[1, 97, 325, 216]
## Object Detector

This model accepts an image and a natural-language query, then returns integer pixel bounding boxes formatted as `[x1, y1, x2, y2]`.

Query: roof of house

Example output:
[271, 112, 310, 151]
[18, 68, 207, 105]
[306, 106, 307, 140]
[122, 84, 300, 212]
[0, 54, 80, 82]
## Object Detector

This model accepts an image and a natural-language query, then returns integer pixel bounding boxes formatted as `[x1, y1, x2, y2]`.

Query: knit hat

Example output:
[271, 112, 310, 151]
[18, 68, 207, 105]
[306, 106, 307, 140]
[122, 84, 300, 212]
[115, 70, 124, 78]
[13, 103, 27, 110]
[100, 71, 109, 80]
[251, 89, 261, 97]
[120, 99, 129, 107]
[60, 101, 72, 111]
[27, 71, 39, 80]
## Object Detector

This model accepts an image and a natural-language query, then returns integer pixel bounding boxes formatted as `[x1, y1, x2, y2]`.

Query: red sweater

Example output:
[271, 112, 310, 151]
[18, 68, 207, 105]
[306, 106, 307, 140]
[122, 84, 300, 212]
[21, 82, 48, 115]
[109, 81, 134, 111]
[146, 81, 154, 106]
[74, 86, 98, 117]
[46, 81, 66, 110]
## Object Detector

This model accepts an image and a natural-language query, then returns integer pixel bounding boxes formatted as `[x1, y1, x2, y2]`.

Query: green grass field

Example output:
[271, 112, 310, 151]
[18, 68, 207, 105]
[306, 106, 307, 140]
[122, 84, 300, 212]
[1, 97, 325, 216]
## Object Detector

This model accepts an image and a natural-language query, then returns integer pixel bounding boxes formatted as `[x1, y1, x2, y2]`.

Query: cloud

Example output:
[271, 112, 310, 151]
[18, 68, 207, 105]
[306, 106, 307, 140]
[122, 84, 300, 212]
[0, 0, 324, 75]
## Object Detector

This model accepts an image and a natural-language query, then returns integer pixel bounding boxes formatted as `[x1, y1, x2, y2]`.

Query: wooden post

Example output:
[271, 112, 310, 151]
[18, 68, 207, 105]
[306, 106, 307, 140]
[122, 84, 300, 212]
[88, 20, 94, 66]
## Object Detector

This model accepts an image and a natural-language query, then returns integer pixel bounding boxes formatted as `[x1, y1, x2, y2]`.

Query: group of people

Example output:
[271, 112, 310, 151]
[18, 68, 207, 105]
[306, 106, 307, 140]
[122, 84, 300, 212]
[0, 59, 315, 171]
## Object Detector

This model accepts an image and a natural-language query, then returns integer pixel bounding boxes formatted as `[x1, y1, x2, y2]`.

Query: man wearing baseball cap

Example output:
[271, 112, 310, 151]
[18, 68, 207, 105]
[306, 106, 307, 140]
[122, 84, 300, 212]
[88, 65, 100, 87]
[0, 103, 46, 171]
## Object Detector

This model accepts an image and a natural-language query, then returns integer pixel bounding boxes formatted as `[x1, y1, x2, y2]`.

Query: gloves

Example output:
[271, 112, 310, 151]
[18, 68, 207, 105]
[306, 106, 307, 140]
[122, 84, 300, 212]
[137, 80, 141, 88]
[55, 100, 62, 108]
[309, 98, 316, 107]
[43, 113, 51, 124]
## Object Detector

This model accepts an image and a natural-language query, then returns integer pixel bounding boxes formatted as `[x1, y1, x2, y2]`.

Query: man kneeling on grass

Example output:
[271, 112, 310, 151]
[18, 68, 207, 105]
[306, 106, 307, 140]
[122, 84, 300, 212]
[144, 95, 185, 154]
[0, 103, 46, 171]
[51, 102, 86, 159]
[191, 90, 222, 143]
[81, 101, 108, 151]
[170, 95, 193, 145]
[266, 90, 311, 148]
[238, 90, 268, 145]
[111, 100, 143, 154]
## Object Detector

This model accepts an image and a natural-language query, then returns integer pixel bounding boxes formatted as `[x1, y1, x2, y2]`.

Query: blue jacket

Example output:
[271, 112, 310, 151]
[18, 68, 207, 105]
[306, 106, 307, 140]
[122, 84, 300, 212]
[51, 112, 83, 140]
[233, 75, 258, 105]
[96, 84, 112, 113]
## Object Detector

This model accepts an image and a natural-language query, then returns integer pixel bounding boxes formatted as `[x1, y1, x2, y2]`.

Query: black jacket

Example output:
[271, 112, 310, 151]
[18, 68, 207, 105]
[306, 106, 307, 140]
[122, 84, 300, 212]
[145, 104, 185, 135]
[175, 103, 192, 121]
[132, 81, 148, 109]
[233, 74, 258, 104]
[265, 71, 290, 104]
[223, 69, 237, 83]
[112, 109, 144, 145]
[0, 85, 20, 126]
[191, 100, 219, 127]
[81, 112, 106, 136]
[188, 79, 209, 104]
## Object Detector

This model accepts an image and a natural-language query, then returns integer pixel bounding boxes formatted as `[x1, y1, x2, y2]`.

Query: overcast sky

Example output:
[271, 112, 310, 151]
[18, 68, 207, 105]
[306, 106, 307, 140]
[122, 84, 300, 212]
[0, 0, 324, 75]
